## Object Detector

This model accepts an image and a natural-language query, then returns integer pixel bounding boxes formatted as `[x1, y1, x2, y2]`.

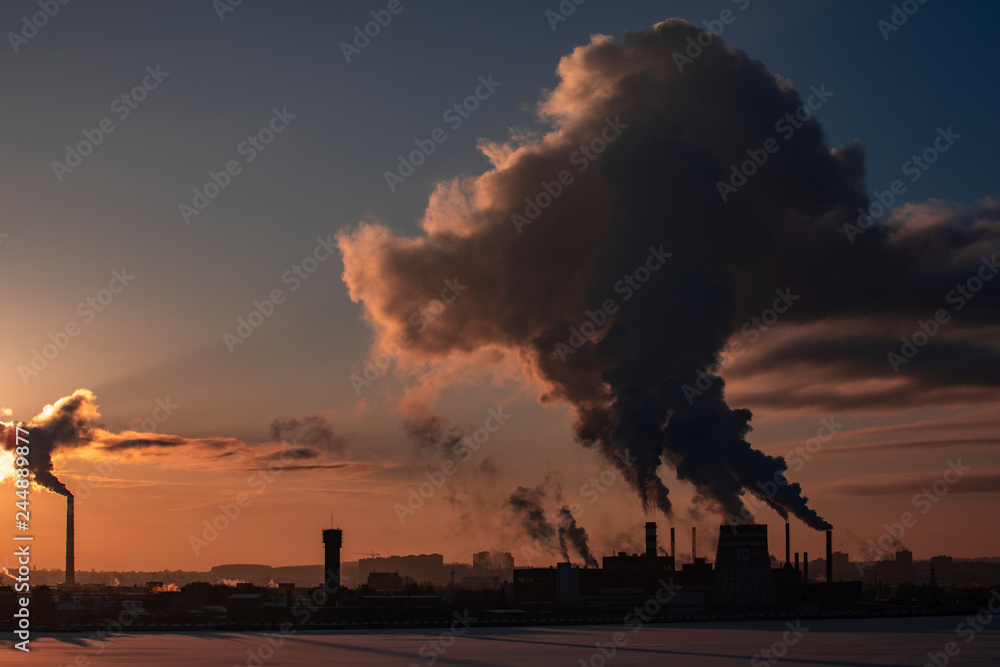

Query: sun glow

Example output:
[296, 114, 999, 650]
[0, 448, 15, 484]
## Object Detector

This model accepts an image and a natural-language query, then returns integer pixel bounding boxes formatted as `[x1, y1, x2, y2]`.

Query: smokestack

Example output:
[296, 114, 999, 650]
[785, 522, 790, 567]
[322, 528, 342, 605]
[670, 527, 675, 559]
[794, 552, 799, 573]
[804, 552, 809, 582]
[692, 526, 697, 560]
[826, 529, 833, 583]
[65, 495, 75, 585]
[645, 521, 657, 558]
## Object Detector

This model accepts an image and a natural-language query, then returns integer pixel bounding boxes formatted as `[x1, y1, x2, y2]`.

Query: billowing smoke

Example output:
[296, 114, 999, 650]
[558, 506, 598, 568]
[506, 478, 597, 566]
[507, 484, 557, 550]
[0, 390, 349, 490]
[340, 20, 999, 530]
[0, 390, 98, 496]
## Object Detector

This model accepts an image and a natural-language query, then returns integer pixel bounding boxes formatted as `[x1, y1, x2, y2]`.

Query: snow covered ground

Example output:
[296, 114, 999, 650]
[2, 615, 999, 666]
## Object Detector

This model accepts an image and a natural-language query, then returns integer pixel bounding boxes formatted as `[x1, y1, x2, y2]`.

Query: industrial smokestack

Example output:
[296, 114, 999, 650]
[826, 529, 833, 583]
[785, 522, 790, 567]
[65, 495, 75, 585]
[794, 552, 799, 573]
[804, 552, 809, 582]
[670, 527, 675, 559]
[692, 526, 697, 561]
[322, 528, 342, 605]
[645, 521, 657, 558]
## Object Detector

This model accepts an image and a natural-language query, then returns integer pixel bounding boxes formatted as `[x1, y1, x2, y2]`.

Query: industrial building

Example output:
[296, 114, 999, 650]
[511, 521, 862, 613]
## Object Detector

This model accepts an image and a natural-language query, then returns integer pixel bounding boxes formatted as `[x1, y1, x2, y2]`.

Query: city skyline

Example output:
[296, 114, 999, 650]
[2, 1, 999, 577]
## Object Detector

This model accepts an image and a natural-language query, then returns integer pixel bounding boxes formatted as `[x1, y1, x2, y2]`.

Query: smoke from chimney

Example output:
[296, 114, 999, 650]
[559, 507, 598, 568]
[507, 481, 596, 566]
[0, 390, 96, 497]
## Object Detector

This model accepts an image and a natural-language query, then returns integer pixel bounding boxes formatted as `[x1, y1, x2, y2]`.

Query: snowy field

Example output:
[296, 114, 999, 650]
[3, 616, 999, 666]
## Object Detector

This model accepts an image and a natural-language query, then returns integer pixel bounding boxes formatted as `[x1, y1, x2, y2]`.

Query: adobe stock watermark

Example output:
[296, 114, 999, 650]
[349, 278, 467, 395]
[61, 605, 142, 664]
[51, 65, 170, 183]
[923, 588, 1000, 667]
[579, 450, 638, 506]
[73, 397, 179, 502]
[544, 0, 587, 31]
[726, 417, 843, 531]
[555, 245, 672, 362]
[17, 268, 135, 385]
[877, 0, 929, 42]
[223, 234, 337, 353]
[512, 116, 628, 234]
[384, 75, 501, 192]
[239, 568, 344, 666]
[394, 407, 511, 524]
[716, 84, 833, 202]
[340, 0, 414, 63]
[7, 0, 72, 55]
[213, 0, 244, 22]
[750, 621, 810, 666]
[670, 0, 751, 73]
[179, 106, 295, 224]
[856, 458, 969, 575]
[408, 611, 474, 667]
[520, 450, 637, 566]
[843, 126, 960, 244]
[188, 443, 305, 556]
[682, 287, 799, 404]
[887, 254, 997, 373]
[580, 578, 683, 666]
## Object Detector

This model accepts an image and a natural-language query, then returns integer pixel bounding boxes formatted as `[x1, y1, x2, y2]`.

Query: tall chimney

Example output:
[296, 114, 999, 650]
[691, 526, 697, 560]
[65, 495, 75, 585]
[785, 522, 791, 567]
[794, 552, 799, 572]
[670, 527, 676, 559]
[826, 529, 833, 583]
[645, 522, 657, 557]
[803, 552, 809, 582]
[322, 528, 342, 605]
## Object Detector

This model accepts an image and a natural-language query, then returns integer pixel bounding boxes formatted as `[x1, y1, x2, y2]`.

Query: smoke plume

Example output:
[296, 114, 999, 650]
[558, 506, 598, 568]
[0, 390, 98, 496]
[507, 484, 557, 549]
[339, 20, 999, 530]
[506, 478, 597, 566]
[0, 390, 350, 491]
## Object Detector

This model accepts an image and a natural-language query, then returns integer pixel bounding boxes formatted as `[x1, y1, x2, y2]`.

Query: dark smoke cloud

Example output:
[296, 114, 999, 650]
[559, 506, 598, 568]
[270, 414, 345, 456]
[507, 484, 557, 549]
[402, 413, 466, 460]
[506, 477, 597, 566]
[340, 20, 999, 531]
